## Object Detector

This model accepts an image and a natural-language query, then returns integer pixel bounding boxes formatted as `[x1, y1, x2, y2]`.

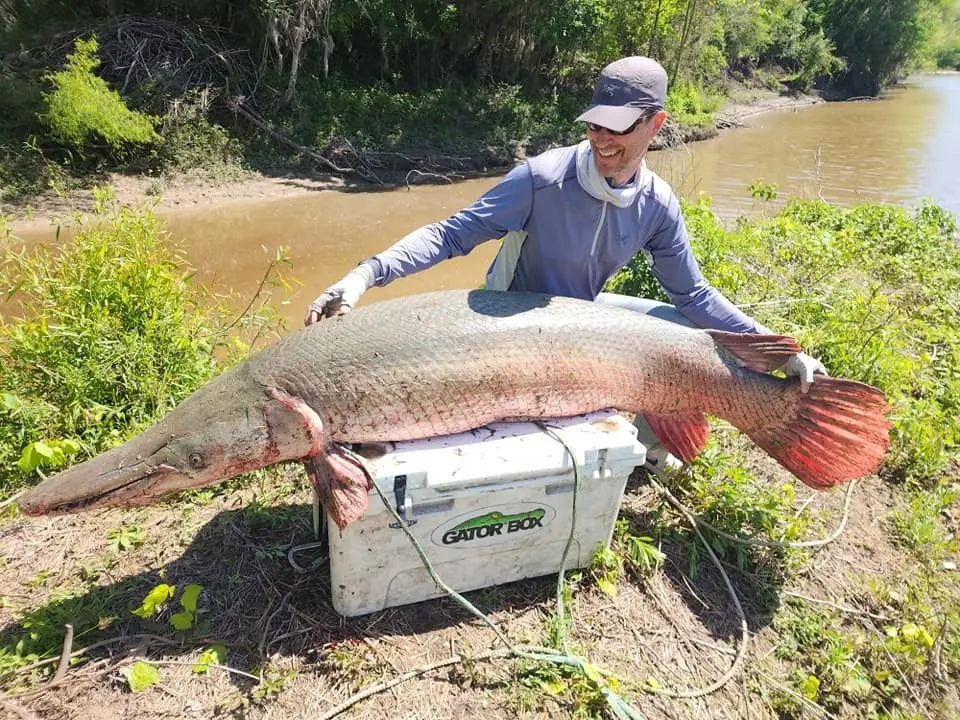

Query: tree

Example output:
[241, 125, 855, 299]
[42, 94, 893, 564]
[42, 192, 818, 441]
[813, 0, 937, 95]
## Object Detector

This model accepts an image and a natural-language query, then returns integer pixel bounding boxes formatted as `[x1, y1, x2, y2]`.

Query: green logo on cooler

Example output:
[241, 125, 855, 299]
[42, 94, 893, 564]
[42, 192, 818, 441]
[440, 508, 546, 545]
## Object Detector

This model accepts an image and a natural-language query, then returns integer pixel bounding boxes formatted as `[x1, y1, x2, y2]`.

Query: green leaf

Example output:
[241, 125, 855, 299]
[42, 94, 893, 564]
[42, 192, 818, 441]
[596, 577, 618, 598]
[31, 441, 54, 459]
[18, 442, 53, 473]
[581, 660, 604, 684]
[171, 611, 194, 631]
[17, 445, 39, 473]
[193, 644, 228, 674]
[131, 583, 176, 618]
[180, 584, 202, 613]
[0, 392, 23, 412]
[541, 678, 566, 695]
[800, 674, 820, 700]
[60, 439, 81, 455]
[841, 668, 872, 697]
[127, 660, 161, 692]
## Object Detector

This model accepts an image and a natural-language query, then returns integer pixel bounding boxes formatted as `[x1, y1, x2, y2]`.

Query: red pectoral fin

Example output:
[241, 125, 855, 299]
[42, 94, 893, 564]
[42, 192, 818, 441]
[304, 447, 372, 532]
[706, 330, 801, 373]
[642, 413, 711, 464]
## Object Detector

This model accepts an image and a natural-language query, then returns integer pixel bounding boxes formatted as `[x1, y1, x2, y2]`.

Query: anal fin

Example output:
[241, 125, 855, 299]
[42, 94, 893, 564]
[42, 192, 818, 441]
[642, 413, 711, 464]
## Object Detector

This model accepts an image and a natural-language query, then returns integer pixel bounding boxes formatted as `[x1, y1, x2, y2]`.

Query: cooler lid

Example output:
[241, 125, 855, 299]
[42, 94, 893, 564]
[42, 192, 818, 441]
[355, 410, 645, 492]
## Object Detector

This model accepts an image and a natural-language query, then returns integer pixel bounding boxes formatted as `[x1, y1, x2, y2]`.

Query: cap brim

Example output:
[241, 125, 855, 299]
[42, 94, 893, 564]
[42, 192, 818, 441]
[576, 105, 647, 132]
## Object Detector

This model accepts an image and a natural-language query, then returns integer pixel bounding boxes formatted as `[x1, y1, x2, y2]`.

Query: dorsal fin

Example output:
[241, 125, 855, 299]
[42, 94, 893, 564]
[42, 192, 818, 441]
[706, 330, 801, 373]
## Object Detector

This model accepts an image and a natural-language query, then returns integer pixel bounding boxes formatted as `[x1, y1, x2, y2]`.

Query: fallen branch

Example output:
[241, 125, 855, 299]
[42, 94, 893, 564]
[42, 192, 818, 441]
[319, 647, 519, 720]
[753, 668, 837, 719]
[147, 660, 261, 682]
[0, 634, 189, 682]
[646, 475, 750, 699]
[781, 590, 890, 621]
[405, 169, 456, 187]
[230, 99, 382, 184]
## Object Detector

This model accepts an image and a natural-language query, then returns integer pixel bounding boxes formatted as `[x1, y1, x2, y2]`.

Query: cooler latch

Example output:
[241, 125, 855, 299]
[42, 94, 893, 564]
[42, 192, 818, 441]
[389, 474, 417, 528]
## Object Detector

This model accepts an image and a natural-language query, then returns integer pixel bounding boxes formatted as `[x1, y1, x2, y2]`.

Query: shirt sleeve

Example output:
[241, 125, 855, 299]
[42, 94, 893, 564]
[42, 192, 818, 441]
[372, 163, 534, 285]
[646, 194, 765, 334]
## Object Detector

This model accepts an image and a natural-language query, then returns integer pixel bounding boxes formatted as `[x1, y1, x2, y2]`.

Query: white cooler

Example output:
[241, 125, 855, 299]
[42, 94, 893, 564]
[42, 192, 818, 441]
[327, 410, 646, 617]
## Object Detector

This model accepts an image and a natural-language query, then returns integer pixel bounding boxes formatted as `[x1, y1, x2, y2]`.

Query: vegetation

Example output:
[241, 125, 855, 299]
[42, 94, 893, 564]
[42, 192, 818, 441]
[0, 4, 957, 718]
[0, 0, 957, 201]
[0, 191, 284, 496]
[40, 36, 160, 160]
[606, 192, 960, 715]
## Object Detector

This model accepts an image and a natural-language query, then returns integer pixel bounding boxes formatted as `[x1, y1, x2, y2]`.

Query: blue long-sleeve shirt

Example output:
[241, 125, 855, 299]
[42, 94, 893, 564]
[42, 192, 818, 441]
[370, 143, 764, 333]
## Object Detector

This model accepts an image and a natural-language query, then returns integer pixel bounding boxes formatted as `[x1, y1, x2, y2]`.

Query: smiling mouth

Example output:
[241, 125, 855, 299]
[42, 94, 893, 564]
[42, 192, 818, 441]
[597, 148, 621, 158]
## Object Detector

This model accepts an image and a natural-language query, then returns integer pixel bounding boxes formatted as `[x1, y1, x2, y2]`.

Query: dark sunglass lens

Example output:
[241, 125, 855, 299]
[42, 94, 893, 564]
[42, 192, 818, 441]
[587, 115, 650, 135]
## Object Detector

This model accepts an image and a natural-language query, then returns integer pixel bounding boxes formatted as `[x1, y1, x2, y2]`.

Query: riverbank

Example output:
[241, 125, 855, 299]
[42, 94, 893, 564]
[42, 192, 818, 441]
[3, 87, 822, 234]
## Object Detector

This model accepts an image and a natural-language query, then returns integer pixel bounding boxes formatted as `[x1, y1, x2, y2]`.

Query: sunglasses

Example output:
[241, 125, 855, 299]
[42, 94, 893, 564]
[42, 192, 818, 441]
[586, 114, 652, 135]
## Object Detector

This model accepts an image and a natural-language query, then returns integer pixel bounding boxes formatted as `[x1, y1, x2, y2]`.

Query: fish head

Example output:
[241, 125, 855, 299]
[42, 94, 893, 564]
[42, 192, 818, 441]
[19, 380, 318, 515]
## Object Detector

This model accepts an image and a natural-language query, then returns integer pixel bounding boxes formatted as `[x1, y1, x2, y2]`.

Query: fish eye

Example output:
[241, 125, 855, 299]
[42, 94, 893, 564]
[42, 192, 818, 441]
[188, 453, 204, 469]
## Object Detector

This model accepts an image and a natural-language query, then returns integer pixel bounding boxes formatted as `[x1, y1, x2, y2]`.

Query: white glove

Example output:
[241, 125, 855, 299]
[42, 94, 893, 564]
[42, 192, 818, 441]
[304, 263, 377, 325]
[781, 352, 828, 394]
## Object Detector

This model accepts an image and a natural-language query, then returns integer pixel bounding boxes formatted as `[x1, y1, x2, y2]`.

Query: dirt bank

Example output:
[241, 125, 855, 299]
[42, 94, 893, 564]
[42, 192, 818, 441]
[3, 89, 822, 235]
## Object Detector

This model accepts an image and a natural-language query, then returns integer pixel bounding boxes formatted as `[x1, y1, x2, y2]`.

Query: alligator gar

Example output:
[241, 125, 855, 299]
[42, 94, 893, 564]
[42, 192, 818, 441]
[19, 290, 891, 529]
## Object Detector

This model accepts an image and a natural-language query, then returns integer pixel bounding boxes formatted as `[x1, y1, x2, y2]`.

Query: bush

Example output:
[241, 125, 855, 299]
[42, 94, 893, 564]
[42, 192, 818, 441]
[665, 80, 722, 129]
[291, 78, 585, 159]
[0, 192, 229, 495]
[146, 92, 247, 180]
[40, 36, 160, 159]
[935, 43, 960, 70]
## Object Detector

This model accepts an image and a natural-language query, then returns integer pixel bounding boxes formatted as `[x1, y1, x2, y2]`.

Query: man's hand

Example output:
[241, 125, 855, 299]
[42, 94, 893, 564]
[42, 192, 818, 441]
[782, 352, 828, 394]
[304, 263, 377, 326]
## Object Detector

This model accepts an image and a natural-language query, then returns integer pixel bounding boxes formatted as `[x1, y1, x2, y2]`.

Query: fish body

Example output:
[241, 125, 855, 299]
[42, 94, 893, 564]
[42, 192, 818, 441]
[19, 290, 891, 527]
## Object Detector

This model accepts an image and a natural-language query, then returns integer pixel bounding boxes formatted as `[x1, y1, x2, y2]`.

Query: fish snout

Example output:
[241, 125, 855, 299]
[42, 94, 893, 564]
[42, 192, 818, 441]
[18, 451, 184, 516]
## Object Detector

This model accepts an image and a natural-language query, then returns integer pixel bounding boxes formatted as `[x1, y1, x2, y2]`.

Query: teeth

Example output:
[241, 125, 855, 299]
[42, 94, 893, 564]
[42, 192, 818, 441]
[598, 149, 619, 158]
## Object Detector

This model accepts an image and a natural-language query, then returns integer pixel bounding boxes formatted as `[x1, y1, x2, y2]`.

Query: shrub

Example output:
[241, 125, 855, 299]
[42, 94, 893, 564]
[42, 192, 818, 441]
[0, 192, 228, 495]
[40, 36, 160, 159]
[149, 91, 246, 177]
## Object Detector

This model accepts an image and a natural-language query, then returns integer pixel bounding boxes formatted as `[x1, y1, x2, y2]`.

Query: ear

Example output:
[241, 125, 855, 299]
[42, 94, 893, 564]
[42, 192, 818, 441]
[651, 110, 668, 133]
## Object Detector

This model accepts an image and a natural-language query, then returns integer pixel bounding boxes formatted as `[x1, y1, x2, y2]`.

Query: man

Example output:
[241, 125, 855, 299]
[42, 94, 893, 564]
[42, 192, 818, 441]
[305, 56, 826, 469]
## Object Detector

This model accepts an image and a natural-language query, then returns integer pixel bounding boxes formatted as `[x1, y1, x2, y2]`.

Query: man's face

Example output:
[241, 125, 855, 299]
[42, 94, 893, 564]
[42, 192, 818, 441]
[587, 110, 667, 186]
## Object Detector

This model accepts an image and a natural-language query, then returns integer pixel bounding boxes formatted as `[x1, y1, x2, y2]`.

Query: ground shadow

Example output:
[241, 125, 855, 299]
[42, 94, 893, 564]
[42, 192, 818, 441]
[0, 500, 556, 690]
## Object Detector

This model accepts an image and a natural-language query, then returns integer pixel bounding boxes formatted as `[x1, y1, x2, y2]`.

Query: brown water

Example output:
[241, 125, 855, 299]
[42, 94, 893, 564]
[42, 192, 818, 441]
[20, 74, 960, 327]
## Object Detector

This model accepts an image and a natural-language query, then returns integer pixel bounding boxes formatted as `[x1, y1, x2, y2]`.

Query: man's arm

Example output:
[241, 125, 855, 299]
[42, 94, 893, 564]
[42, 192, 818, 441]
[371, 163, 533, 285]
[644, 194, 827, 392]
[644, 193, 764, 333]
[305, 164, 533, 324]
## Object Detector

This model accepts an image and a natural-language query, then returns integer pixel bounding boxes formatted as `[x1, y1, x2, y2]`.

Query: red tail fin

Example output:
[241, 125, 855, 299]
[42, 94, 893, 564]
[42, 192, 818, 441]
[747, 377, 891, 489]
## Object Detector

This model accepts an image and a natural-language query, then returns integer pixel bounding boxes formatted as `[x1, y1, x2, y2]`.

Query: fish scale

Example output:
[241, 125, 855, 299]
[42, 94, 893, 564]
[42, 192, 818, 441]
[20, 290, 891, 528]
[248, 291, 732, 440]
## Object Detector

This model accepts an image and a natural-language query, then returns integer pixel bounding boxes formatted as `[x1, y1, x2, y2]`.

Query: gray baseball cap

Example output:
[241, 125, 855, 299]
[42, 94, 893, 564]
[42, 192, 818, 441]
[576, 57, 668, 132]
